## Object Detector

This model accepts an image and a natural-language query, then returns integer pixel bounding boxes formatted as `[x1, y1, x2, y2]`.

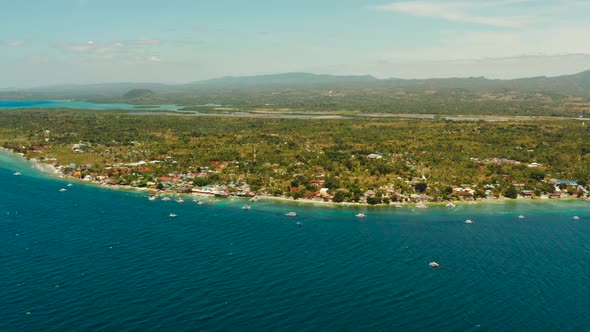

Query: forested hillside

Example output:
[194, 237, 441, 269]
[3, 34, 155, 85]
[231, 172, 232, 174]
[2, 71, 590, 117]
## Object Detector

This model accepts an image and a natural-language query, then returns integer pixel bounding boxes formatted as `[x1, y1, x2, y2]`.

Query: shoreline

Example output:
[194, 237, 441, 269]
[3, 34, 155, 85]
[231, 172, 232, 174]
[1, 148, 587, 209]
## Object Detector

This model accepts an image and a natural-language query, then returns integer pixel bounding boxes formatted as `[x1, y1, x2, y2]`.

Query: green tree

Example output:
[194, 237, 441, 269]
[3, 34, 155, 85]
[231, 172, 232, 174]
[415, 182, 428, 193]
[443, 186, 453, 195]
[367, 196, 382, 205]
[332, 190, 347, 203]
[528, 168, 546, 181]
[504, 186, 518, 199]
[193, 177, 209, 186]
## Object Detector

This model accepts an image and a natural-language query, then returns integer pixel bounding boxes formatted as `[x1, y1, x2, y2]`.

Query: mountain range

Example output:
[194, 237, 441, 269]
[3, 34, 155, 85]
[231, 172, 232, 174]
[5, 70, 588, 98]
[1, 71, 589, 117]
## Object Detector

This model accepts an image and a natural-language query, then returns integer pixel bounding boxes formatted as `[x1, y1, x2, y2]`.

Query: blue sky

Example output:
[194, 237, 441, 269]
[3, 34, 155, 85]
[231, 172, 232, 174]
[2, 0, 590, 87]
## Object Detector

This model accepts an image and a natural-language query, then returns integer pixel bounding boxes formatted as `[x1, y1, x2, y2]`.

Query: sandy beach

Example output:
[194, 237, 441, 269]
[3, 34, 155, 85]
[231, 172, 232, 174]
[2, 148, 584, 208]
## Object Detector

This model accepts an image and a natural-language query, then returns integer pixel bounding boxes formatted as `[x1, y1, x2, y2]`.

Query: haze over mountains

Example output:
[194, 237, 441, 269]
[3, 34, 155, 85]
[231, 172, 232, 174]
[1, 70, 590, 118]
[3, 70, 586, 98]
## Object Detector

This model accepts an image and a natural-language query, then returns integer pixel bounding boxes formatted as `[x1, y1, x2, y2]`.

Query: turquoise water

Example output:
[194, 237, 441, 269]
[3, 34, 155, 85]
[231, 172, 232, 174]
[0, 100, 178, 111]
[1, 151, 589, 331]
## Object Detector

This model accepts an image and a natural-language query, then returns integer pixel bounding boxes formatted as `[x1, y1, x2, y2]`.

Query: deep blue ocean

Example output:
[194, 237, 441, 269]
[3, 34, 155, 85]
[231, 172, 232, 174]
[1, 151, 589, 331]
[0, 100, 177, 111]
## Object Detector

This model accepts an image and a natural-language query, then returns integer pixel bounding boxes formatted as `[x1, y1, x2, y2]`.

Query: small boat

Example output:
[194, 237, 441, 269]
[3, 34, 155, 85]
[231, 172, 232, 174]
[242, 205, 251, 210]
[13, 172, 22, 176]
[67, 183, 73, 187]
[416, 202, 427, 209]
[169, 213, 177, 218]
[572, 216, 580, 220]
[176, 198, 185, 203]
[197, 201, 204, 205]
[465, 219, 473, 224]
[518, 215, 525, 219]
[59, 188, 67, 192]
[429, 262, 440, 268]
[148, 196, 157, 201]
[285, 212, 297, 217]
[355, 213, 366, 218]
[161, 197, 171, 201]
[446, 202, 456, 208]
[296, 222, 303, 227]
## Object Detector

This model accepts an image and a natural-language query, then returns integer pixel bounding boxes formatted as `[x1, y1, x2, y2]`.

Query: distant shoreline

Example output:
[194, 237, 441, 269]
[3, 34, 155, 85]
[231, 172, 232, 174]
[0, 100, 179, 111]
[3, 100, 590, 123]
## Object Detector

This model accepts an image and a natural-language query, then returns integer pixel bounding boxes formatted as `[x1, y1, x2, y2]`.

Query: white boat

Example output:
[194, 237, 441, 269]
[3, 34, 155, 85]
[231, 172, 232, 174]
[67, 183, 73, 187]
[465, 219, 474, 224]
[429, 262, 440, 268]
[416, 202, 427, 209]
[285, 212, 297, 217]
[446, 202, 456, 208]
[13, 172, 22, 176]
[355, 213, 366, 218]
[296, 222, 303, 227]
[169, 213, 177, 218]
[572, 216, 580, 220]
[176, 198, 185, 203]
[242, 205, 251, 210]
[197, 201, 204, 205]
[161, 197, 171, 201]
[518, 215, 525, 219]
[59, 188, 67, 192]
[148, 196, 157, 201]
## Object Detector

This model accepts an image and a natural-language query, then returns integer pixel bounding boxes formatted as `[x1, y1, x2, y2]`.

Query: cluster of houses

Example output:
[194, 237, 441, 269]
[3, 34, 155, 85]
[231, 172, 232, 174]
[472, 157, 543, 169]
[22, 141, 588, 204]
[72, 143, 88, 153]
[550, 179, 588, 198]
[54, 155, 256, 198]
[357, 178, 589, 204]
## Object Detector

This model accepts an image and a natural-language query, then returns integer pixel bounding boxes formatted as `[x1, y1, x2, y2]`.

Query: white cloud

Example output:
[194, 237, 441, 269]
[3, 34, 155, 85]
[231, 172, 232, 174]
[63, 41, 124, 54]
[379, 23, 590, 61]
[132, 39, 161, 46]
[2, 40, 25, 47]
[373, 1, 535, 28]
[148, 55, 161, 62]
[62, 38, 161, 53]
[61, 39, 163, 61]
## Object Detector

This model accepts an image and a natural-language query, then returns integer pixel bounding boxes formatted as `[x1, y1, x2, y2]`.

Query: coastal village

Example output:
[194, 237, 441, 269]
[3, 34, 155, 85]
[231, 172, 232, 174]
[13, 137, 590, 206]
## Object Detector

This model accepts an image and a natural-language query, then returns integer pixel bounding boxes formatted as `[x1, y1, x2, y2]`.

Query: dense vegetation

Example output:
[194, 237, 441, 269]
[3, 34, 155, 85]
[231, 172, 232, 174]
[3, 71, 590, 117]
[1, 109, 589, 203]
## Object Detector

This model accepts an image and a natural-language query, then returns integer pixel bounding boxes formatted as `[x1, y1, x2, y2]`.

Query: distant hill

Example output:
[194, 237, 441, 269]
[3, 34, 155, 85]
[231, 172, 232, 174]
[366, 70, 590, 94]
[2, 70, 590, 117]
[194, 72, 379, 87]
[123, 89, 156, 99]
[510, 70, 590, 97]
[5, 70, 590, 97]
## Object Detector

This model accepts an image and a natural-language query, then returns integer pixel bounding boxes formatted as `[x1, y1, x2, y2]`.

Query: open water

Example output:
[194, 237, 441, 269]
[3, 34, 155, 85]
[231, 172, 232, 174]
[0, 100, 178, 111]
[0, 151, 589, 331]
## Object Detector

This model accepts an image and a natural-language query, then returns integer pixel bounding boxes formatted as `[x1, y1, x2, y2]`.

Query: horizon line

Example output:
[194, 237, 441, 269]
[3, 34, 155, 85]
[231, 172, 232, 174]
[3, 68, 589, 91]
